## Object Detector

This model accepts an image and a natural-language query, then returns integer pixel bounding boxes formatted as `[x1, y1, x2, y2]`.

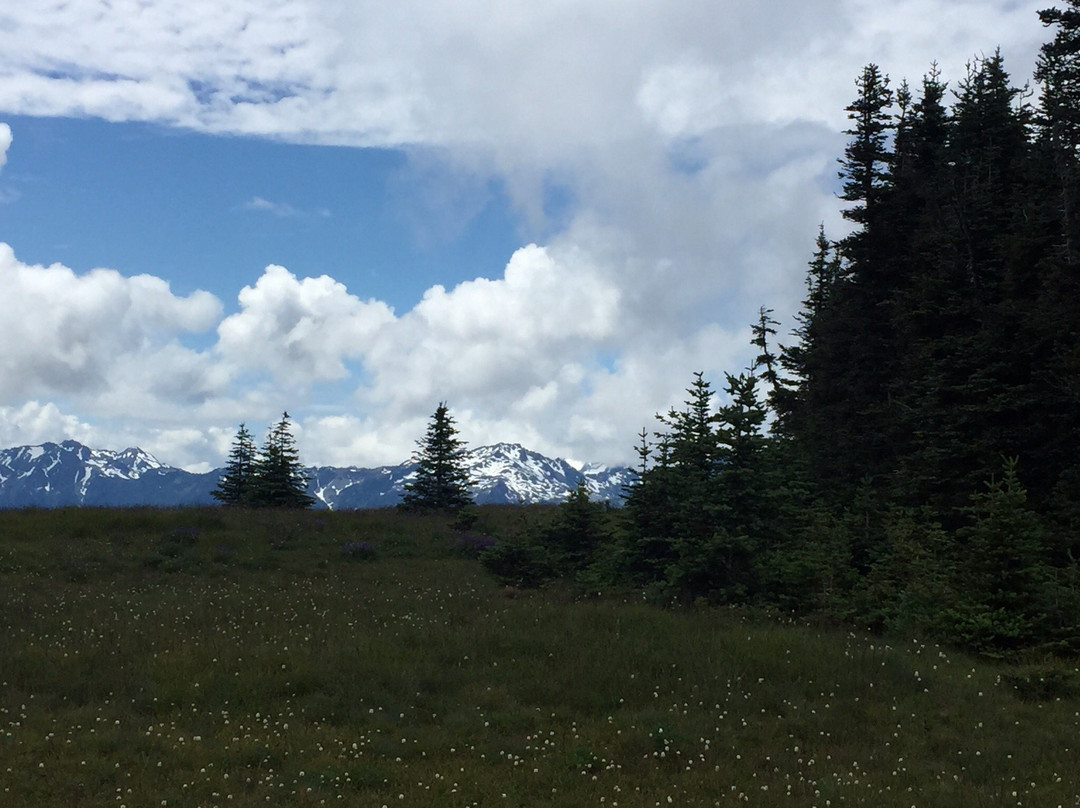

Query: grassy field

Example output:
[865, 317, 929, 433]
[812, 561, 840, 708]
[1, 506, 1078, 807]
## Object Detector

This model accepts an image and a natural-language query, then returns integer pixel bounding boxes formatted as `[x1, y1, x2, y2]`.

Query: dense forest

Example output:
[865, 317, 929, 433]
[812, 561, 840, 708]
[484, 3, 1080, 659]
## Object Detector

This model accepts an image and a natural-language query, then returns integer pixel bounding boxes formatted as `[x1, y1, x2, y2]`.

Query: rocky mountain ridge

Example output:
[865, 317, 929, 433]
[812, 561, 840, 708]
[0, 440, 632, 509]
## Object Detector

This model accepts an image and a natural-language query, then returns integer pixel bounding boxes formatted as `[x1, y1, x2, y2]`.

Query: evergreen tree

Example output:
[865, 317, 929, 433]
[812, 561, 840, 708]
[653, 372, 723, 543]
[750, 306, 780, 394]
[620, 373, 720, 594]
[902, 52, 1036, 517]
[621, 368, 781, 604]
[545, 480, 610, 574]
[939, 460, 1064, 655]
[947, 51, 1032, 294]
[812, 63, 903, 499]
[715, 371, 770, 530]
[1036, 0, 1080, 262]
[212, 423, 257, 505]
[775, 226, 842, 444]
[838, 63, 895, 268]
[515, 5, 1080, 653]
[887, 65, 950, 276]
[249, 412, 315, 509]
[401, 403, 473, 512]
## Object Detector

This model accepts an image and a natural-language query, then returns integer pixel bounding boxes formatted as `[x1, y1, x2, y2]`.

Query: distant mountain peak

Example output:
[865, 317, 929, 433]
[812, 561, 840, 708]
[0, 440, 631, 510]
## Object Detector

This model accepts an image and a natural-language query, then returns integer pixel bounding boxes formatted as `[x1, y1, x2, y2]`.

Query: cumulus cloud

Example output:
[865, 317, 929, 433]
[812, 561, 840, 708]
[0, 401, 99, 449]
[216, 264, 395, 385]
[326, 241, 761, 466]
[0, 243, 223, 402]
[300, 413, 416, 469]
[0, 236, 748, 470]
[361, 243, 619, 411]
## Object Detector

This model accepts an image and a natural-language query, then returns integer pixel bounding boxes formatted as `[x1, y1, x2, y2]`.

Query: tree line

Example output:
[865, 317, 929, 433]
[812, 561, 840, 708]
[213, 403, 476, 513]
[482, 2, 1080, 659]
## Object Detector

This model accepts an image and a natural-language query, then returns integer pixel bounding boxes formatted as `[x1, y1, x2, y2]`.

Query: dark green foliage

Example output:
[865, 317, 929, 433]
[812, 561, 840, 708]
[838, 63, 894, 235]
[401, 403, 473, 513]
[544, 481, 611, 573]
[1036, 0, 1080, 262]
[212, 416, 314, 509]
[751, 306, 780, 393]
[619, 369, 783, 605]
[774, 226, 842, 450]
[845, 504, 951, 635]
[247, 412, 316, 509]
[480, 481, 613, 589]
[932, 460, 1077, 656]
[211, 423, 256, 505]
[480, 538, 556, 589]
[764, 25, 1080, 656]
[620, 373, 721, 597]
[598, 12, 1080, 657]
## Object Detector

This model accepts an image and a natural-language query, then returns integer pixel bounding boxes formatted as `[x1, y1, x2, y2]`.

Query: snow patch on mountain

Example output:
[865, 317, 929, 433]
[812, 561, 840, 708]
[0, 440, 632, 509]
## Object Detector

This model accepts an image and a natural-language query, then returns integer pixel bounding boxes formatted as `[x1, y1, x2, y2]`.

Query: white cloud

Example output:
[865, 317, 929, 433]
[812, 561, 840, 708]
[216, 264, 395, 386]
[0, 1, 1048, 145]
[0, 401, 98, 448]
[300, 413, 416, 468]
[637, 63, 727, 141]
[242, 196, 330, 218]
[245, 196, 300, 217]
[0, 242, 223, 402]
[0, 236, 738, 470]
[0, 123, 11, 173]
[362, 243, 619, 411]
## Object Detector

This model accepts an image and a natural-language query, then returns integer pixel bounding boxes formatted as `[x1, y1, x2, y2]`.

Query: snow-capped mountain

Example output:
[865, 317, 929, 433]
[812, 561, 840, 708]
[307, 442, 633, 509]
[0, 440, 220, 508]
[0, 440, 632, 509]
[466, 443, 629, 504]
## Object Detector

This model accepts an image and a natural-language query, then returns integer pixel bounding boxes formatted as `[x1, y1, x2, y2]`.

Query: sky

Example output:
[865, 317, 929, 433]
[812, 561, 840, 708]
[0, 0, 1053, 473]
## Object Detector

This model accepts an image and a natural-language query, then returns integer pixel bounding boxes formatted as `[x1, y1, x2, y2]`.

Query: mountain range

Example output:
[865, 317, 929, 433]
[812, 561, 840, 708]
[0, 440, 633, 509]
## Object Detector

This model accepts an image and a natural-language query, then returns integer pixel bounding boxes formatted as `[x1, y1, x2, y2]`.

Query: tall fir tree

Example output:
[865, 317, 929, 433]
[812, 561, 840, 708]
[249, 412, 315, 509]
[211, 423, 257, 505]
[815, 63, 903, 499]
[838, 63, 895, 269]
[947, 51, 1032, 294]
[887, 65, 950, 273]
[401, 403, 473, 512]
[1036, 0, 1080, 262]
[713, 369, 776, 573]
[622, 367, 781, 603]
[775, 226, 843, 450]
[620, 373, 720, 592]
[751, 306, 781, 394]
[923, 52, 1035, 515]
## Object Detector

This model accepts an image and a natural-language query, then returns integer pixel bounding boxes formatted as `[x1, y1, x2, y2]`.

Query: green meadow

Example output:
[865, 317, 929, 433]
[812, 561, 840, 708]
[1, 507, 1078, 807]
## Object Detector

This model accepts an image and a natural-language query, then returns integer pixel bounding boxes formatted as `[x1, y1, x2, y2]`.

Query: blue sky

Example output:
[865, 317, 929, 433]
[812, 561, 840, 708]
[0, 115, 524, 311]
[0, 0, 1051, 472]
